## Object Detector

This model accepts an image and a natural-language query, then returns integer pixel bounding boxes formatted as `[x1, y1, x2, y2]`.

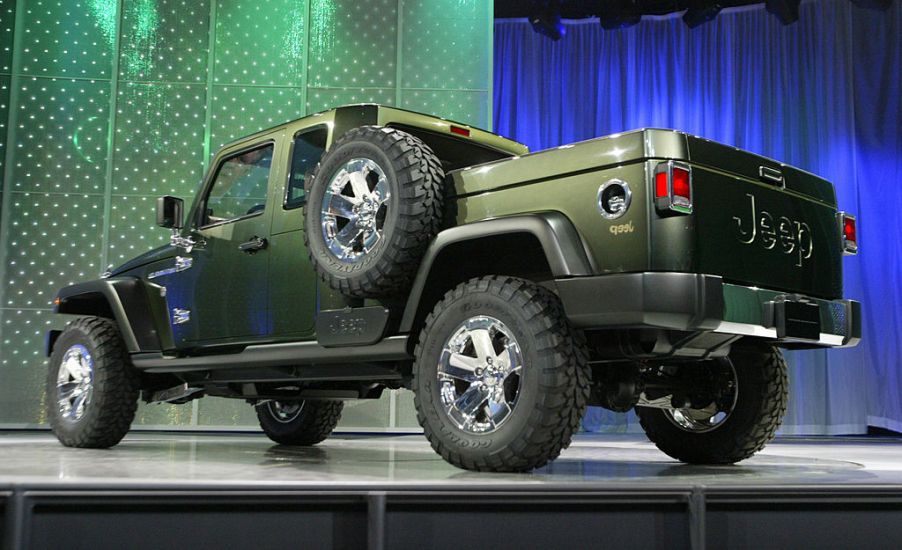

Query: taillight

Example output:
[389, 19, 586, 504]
[838, 212, 858, 255]
[450, 125, 470, 137]
[671, 166, 691, 207]
[654, 171, 668, 198]
[653, 161, 693, 215]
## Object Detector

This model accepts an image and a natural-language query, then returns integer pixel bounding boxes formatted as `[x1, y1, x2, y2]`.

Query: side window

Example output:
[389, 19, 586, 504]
[203, 143, 274, 226]
[285, 128, 328, 210]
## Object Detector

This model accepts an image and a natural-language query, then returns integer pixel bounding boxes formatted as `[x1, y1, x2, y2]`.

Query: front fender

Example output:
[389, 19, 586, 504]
[398, 212, 594, 333]
[54, 278, 173, 353]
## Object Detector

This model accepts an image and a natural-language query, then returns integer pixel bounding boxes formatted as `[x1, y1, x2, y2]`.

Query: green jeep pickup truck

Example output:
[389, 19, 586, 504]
[45, 104, 860, 472]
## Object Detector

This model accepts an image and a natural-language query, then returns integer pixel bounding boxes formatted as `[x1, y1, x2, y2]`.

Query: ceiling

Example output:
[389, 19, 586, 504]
[494, 1, 766, 19]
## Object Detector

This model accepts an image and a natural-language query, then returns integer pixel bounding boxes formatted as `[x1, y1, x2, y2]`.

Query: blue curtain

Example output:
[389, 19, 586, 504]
[494, 1, 902, 435]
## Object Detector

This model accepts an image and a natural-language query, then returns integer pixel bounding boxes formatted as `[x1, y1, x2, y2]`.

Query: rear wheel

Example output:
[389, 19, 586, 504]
[636, 343, 788, 464]
[413, 276, 590, 472]
[256, 400, 344, 446]
[46, 317, 139, 448]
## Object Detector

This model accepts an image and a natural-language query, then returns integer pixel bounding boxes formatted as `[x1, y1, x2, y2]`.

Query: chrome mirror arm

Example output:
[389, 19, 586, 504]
[170, 228, 205, 253]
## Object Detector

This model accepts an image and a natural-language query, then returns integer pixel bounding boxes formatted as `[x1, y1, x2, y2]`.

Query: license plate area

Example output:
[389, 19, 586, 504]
[769, 299, 821, 340]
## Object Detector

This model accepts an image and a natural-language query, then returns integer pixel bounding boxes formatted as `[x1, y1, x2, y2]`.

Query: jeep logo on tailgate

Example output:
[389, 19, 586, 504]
[733, 193, 813, 267]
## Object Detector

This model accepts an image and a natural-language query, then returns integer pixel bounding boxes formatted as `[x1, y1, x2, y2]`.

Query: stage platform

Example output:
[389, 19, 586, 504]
[2, 432, 901, 549]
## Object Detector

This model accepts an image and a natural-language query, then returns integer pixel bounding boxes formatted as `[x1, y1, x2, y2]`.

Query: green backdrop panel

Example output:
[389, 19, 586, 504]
[338, 397, 392, 431]
[19, 0, 117, 79]
[2, 192, 104, 309]
[0, 75, 8, 189]
[133, 400, 195, 427]
[10, 78, 111, 193]
[402, 89, 488, 127]
[402, 0, 490, 90]
[0, 0, 492, 431]
[112, 81, 207, 197]
[1, 0, 14, 73]
[0, 322, 49, 424]
[119, 0, 211, 83]
[395, 389, 420, 429]
[0, 309, 76, 425]
[210, 84, 303, 150]
[197, 395, 260, 426]
[106, 194, 170, 266]
[307, 0, 398, 89]
[214, 0, 306, 87]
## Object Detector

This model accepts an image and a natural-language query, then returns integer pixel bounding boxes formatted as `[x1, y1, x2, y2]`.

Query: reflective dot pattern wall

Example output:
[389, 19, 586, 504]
[0, 0, 492, 429]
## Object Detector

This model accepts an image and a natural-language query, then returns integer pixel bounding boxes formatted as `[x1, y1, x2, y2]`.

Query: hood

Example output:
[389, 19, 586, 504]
[108, 244, 178, 277]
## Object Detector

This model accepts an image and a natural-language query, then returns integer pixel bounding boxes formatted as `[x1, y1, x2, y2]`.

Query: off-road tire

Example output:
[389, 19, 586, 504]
[413, 276, 590, 472]
[636, 343, 789, 464]
[304, 126, 444, 298]
[256, 400, 344, 446]
[46, 317, 139, 448]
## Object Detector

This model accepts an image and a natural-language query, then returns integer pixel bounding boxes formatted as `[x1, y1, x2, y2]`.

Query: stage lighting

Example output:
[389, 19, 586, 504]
[850, 0, 892, 9]
[682, 2, 723, 28]
[765, 0, 801, 24]
[598, 0, 642, 30]
[530, 1, 565, 40]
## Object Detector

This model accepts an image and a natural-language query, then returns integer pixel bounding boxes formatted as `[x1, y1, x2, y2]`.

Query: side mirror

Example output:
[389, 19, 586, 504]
[156, 195, 184, 229]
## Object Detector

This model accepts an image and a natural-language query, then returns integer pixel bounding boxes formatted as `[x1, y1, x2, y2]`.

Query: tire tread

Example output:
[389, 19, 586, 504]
[256, 400, 344, 446]
[47, 317, 139, 449]
[304, 126, 444, 298]
[637, 344, 789, 464]
[413, 276, 590, 472]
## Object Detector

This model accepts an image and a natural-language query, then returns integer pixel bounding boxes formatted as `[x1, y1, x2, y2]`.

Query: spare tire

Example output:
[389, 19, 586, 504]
[304, 126, 444, 298]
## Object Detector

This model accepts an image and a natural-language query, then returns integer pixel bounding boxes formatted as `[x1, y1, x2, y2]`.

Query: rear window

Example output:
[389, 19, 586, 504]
[285, 127, 328, 209]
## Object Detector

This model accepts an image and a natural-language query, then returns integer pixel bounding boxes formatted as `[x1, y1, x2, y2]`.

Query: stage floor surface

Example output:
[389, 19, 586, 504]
[3, 432, 902, 549]
[0, 431, 901, 487]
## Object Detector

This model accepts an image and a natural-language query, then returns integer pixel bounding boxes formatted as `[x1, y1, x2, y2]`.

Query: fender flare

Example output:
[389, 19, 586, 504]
[398, 212, 595, 333]
[52, 278, 173, 354]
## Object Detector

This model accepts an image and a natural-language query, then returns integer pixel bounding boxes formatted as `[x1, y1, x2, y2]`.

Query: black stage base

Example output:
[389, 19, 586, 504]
[2, 433, 902, 549]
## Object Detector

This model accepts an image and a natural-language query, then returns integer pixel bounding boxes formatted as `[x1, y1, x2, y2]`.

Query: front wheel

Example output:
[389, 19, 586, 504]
[256, 400, 344, 446]
[413, 276, 591, 472]
[636, 343, 789, 464]
[47, 317, 139, 448]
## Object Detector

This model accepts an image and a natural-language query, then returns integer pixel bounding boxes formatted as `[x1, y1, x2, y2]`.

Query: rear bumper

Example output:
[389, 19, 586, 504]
[555, 272, 860, 348]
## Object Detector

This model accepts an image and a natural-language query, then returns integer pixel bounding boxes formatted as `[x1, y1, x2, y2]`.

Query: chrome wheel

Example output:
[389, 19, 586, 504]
[267, 401, 305, 424]
[56, 344, 95, 422]
[437, 316, 523, 434]
[664, 360, 738, 433]
[321, 158, 390, 263]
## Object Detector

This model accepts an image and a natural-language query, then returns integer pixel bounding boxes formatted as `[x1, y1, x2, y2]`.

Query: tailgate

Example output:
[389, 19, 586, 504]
[687, 139, 843, 300]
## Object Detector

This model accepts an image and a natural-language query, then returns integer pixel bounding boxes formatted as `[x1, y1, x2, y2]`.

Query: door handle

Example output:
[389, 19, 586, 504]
[238, 236, 268, 253]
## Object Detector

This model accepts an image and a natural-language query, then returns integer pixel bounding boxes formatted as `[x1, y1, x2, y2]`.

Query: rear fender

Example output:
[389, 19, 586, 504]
[398, 212, 594, 333]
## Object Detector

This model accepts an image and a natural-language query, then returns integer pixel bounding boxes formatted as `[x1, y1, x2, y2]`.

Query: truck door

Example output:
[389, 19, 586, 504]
[268, 126, 329, 338]
[182, 136, 281, 343]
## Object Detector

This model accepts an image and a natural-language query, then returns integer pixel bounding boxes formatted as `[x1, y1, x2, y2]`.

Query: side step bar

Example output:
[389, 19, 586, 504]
[149, 383, 204, 404]
[132, 335, 411, 373]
